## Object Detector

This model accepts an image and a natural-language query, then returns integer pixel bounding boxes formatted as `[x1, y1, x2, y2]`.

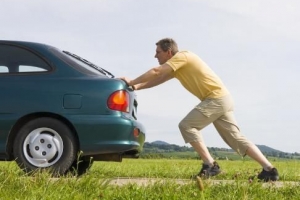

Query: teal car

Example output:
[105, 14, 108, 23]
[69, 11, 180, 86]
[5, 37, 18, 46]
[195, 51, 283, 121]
[0, 40, 146, 176]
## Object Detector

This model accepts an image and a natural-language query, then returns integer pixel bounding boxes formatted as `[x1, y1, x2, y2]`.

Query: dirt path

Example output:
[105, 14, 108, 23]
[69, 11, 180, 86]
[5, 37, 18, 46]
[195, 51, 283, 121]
[106, 177, 299, 188]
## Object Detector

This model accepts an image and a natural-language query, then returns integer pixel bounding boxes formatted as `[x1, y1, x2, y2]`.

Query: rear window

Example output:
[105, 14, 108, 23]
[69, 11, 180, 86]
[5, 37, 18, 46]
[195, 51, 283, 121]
[64, 53, 105, 75]
[49, 47, 112, 77]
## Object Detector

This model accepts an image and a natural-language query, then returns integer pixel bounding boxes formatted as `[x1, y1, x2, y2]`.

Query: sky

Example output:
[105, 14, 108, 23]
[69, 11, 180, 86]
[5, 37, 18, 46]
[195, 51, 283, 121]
[1, 0, 300, 153]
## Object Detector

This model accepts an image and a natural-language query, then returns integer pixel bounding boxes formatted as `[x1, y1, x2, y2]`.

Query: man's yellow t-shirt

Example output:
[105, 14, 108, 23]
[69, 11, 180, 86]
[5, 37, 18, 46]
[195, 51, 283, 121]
[166, 51, 229, 101]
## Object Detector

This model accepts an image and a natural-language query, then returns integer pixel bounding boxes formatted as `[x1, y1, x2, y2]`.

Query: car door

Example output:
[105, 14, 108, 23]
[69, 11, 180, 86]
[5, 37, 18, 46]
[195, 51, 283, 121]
[0, 43, 53, 156]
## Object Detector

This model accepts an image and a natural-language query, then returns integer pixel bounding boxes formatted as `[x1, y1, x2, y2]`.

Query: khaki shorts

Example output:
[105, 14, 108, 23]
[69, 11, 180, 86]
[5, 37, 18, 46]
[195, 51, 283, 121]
[178, 95, 252, 156]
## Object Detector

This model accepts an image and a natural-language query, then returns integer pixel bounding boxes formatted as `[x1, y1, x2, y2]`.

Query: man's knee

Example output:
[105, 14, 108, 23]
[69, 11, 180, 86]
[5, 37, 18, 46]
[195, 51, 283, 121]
[178, 119, 188, 131]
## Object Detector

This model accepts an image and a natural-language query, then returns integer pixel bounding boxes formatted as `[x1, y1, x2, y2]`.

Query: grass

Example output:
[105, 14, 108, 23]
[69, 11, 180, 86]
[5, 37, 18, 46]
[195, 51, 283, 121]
[0, 159, 299, 199]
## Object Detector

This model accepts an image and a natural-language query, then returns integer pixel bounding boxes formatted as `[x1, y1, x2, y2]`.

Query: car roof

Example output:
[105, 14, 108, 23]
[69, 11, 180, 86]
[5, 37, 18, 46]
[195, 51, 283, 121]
[0, 40, 51, 47]
[0, 40, 113, 78]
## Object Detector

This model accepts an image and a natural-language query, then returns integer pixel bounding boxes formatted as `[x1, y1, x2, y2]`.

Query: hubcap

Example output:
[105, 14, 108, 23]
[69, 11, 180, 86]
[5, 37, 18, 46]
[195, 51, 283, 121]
[23, 127, 63, 167]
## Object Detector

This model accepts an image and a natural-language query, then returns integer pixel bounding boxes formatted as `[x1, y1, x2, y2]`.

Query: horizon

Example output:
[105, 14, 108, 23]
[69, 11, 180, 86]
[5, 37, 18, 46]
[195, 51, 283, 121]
[147, 140, 294, 154]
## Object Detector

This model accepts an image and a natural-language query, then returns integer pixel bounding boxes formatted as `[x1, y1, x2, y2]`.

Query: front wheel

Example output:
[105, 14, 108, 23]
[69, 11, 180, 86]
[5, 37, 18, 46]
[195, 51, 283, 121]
[13, 117, 78, 176]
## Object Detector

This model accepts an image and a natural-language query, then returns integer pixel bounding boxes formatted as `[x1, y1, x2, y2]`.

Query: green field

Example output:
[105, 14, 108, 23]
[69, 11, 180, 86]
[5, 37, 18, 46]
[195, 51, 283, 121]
[0, 159, 299, 199]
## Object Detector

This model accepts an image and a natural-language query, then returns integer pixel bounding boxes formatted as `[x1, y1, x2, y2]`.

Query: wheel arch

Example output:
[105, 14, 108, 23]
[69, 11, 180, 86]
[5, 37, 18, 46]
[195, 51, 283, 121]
[7, 112, 80, 159]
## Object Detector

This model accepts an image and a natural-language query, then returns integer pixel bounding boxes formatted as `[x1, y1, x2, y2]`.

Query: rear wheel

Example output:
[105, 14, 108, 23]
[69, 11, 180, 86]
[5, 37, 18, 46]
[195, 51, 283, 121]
[13, 117, 77, 176]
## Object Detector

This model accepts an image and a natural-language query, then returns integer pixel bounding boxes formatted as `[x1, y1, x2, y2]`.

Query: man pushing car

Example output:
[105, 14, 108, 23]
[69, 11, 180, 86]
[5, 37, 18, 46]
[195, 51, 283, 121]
[120, 38, 279, 181]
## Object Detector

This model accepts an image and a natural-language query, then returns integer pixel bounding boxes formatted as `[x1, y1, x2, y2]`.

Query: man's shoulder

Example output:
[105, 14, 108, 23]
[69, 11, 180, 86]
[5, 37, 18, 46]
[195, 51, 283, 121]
[168, 51, 200, 63]
[177, 50, 198, 57]
[176, 51, 201, 60]
[178, 50, 191, 54]
[173, 50, 190, 58]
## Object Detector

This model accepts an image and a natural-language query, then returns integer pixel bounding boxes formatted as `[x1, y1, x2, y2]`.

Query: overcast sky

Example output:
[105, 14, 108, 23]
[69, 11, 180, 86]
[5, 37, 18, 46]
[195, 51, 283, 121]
[1, 0, 300, 153]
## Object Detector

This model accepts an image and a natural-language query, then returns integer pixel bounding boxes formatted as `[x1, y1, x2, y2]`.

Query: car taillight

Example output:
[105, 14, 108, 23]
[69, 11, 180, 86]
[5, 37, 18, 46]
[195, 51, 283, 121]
[107, 90, 129, 112]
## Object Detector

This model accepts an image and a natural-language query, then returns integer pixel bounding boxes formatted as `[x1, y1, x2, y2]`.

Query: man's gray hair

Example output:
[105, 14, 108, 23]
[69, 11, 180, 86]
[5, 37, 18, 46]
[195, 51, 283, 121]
[156, 38, 178, 55]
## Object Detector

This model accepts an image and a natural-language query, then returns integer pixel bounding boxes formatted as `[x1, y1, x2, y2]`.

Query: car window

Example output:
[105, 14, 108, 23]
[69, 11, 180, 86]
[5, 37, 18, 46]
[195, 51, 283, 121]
[0, 66, 8, 73]
[0, 44, 51, 74]
[49, 47, 105, 76]
[49, 47, 114, 78]
[19, 65, 47, 72]
[64, 53, 104, 75]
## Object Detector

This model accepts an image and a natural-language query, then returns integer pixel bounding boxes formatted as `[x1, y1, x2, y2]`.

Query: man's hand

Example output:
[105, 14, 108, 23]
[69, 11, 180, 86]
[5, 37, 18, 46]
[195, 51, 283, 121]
[119, 77, 132, 86]
[119, 77, 137, 90]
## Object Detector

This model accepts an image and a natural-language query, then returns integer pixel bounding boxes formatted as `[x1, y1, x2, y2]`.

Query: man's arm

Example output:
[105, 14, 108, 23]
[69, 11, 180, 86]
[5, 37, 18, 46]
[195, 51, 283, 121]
[120, 63, 174, 88]
[134, 72, 174, 90]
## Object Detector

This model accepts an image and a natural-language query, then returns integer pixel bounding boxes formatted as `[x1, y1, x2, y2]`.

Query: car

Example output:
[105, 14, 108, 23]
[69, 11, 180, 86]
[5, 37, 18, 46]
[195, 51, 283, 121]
[0, 40, 146, 176]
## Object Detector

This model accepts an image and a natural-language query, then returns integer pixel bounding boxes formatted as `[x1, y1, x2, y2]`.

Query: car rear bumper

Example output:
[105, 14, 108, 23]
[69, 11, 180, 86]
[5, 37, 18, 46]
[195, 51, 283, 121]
[65, 114, 146, 157]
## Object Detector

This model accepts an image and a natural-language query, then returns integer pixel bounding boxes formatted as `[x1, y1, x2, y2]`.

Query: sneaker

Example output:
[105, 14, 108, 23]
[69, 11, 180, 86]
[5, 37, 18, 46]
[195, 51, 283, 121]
[197, 161, 221, 178]
[257, 168, 279, 182]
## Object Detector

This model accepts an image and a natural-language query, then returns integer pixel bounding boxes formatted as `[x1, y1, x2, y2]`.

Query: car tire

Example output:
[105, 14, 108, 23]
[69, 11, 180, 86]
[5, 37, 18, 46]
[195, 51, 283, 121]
[13, 117, 78, 176]
[67, 156, 94, 176]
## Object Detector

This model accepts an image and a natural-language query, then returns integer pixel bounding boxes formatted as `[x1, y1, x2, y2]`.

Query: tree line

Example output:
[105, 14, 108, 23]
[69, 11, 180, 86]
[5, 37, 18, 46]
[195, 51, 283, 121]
[141, 142, 300, 160]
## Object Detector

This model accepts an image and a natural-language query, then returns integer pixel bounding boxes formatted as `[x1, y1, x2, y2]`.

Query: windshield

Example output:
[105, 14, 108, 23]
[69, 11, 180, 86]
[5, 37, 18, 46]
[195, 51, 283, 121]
[62, 51, 114, 78]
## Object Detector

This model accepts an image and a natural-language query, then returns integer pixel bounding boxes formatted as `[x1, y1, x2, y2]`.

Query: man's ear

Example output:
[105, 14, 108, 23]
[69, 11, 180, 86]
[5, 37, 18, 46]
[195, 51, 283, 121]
[167, 49, 173, 57]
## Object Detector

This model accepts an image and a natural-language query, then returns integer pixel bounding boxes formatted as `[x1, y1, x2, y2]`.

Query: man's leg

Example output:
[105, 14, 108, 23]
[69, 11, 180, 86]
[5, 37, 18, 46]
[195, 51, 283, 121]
[178, 107, 222, 177]
[246, 145, 274, 170]
[189, 140, 214, 165]
[213, 111, 279, 181]
[213, 111, 273, 168]
[178, 103, 221, 166]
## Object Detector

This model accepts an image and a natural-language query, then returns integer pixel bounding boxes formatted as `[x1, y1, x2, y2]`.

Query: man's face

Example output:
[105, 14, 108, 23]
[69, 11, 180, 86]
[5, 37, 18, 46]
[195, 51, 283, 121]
[154, 45, 172, 65]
